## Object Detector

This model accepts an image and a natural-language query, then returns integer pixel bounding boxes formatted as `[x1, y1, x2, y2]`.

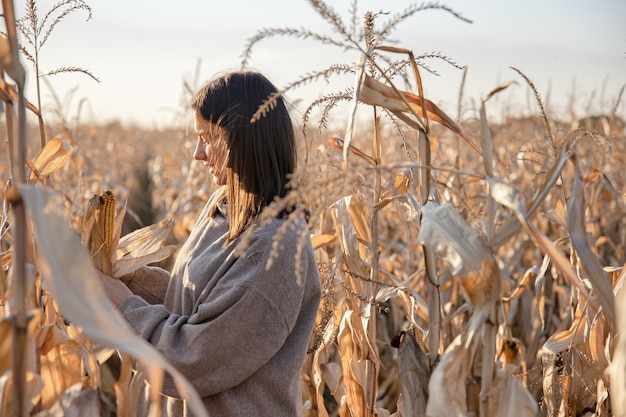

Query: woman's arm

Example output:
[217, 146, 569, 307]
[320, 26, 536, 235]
[117, 234, 318, 398]
[98, 265, 171, 307]
[126, 266, 170, 304]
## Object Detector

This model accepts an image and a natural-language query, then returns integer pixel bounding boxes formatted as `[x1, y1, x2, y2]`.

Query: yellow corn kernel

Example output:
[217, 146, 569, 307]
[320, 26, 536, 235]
[98, 190, 116, 250]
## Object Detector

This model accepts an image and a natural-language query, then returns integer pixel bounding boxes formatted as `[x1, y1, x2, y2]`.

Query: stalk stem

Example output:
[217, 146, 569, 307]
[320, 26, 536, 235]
[424, 245, 440, 365]
[8, 189, 28, 417]
[367, 111, 381, 413]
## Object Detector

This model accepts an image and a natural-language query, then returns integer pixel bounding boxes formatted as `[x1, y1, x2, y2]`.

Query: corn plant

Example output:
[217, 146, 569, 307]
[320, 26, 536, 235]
[1, 0, 98, 148]
[242, 1, 625, 416]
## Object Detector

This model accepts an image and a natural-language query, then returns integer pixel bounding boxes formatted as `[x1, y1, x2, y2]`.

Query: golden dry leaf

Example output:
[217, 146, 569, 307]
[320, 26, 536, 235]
[341, 52, 368, 163]
[418, 202, 500, 317]
[321, 361, 344, 407]
[0, 75, 38, 114]
[28, 138, 73, 181]
[502, 266, 537, 302]
[306, 352, 331, 417]
[0, 310, 41, 376]
[338, 310, 378, 417]
[348, 195, 370, 248]
[539, 303, 587, 407]
[79, 194, 101, 250]
[331, 196, 369, 269]
[482, 81, 515, 104]
[19, 185, 208, 417]
[374, 170, 411, 210]
[115, 353, 145, 417]
[331, 196, 374, 313]
[0, 319, 10, 375]
[328, 137, 376, 165]
[485, 365, 538, 417]
[311, 233, 337, 250]
[490, 141, 572, 248]
[396, 332, 429, 417]
[376, 285, 428, 330]
[32, 383, 99, 417]
[608, 268, 626, 415]
[488, 177, 601, 314]
[358, 75, 482, 155]
[568, 171, 615, 324]
[426, 334, 476, 417]
[38, 325, 84, 409]
[0, 252, 10, 270]
[0, 371, 42, 416]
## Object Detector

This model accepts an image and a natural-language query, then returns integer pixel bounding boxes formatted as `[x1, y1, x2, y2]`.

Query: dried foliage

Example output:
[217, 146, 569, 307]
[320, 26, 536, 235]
[0, 1, 625, 416]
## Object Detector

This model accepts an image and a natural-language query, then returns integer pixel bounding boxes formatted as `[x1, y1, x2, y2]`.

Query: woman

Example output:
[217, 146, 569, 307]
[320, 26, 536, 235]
[99, 70, 322, 416]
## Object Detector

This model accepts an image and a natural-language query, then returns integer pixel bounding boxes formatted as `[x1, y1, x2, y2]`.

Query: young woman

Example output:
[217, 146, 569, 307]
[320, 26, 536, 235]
[99, 70, 321, 416]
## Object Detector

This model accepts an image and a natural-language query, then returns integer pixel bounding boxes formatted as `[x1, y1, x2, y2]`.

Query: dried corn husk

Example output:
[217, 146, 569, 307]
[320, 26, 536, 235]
[80, 190, 177, 279]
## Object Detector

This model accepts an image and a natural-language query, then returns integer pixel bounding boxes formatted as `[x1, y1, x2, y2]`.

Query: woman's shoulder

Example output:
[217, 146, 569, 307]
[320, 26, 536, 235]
[254, 212, 310, 244]
[233, 212, 313, 263]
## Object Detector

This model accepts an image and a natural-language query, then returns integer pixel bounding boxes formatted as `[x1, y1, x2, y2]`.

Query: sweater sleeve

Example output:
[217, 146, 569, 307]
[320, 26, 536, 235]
[126, 266, 170, 304]
[118, 237, 308, 398]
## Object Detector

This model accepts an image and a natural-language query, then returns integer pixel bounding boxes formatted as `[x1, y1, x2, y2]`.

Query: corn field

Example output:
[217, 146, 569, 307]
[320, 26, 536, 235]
[0, 0, 625, 416]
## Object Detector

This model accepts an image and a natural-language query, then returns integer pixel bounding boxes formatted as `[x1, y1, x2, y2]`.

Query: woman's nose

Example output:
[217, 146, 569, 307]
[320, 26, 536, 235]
[193, 138, 206, 161]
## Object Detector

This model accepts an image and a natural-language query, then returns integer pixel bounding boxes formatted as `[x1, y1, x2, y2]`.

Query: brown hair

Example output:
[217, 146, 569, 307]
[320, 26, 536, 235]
[191, 70, 296, 242]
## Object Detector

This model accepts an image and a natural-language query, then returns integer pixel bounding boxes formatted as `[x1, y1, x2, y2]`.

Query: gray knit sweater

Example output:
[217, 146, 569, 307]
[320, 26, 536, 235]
[119, 198, 321, 417]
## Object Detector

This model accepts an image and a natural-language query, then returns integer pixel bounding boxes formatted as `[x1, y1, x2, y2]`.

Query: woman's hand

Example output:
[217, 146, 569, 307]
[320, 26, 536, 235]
[97, 270, 133, 308]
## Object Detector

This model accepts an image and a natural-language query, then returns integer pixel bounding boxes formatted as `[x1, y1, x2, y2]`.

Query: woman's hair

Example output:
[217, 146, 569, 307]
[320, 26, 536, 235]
[191, 70, 296, 242]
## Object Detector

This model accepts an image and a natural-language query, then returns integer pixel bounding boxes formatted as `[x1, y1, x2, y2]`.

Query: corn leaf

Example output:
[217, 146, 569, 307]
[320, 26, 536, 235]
[567, 170, 615, 323]
[374, 169, 410, 210]
[418, 202, 494, 277]
[31, 384, 98, 417]
[608, 269, 626, 415]
[486, 366, 538, 417]
[488, 177, 600, 314]
[396, 332, 429, 417]
[343, 52, 367, 163]
[338, 310, 378, 417]
[28, 138, 73, 181]
[311, 233, 337, 250]
[426, 334, 477, 417]
[0, 371, 42, 416]
[38, 325, 84, 409]
[358, 75, 481, 155]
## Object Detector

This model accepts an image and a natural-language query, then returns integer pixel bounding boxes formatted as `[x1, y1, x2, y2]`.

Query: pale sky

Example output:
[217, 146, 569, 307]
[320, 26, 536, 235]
[11, 0, 626, 130]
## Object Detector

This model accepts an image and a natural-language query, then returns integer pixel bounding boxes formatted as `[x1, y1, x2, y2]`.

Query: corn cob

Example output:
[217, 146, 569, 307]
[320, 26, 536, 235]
[97, 190, 116, 252]
[83, 191, 115, 276]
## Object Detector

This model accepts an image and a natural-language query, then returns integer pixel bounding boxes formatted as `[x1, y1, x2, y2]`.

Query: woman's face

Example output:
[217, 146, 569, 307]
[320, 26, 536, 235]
[193, 114, 228, 185]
